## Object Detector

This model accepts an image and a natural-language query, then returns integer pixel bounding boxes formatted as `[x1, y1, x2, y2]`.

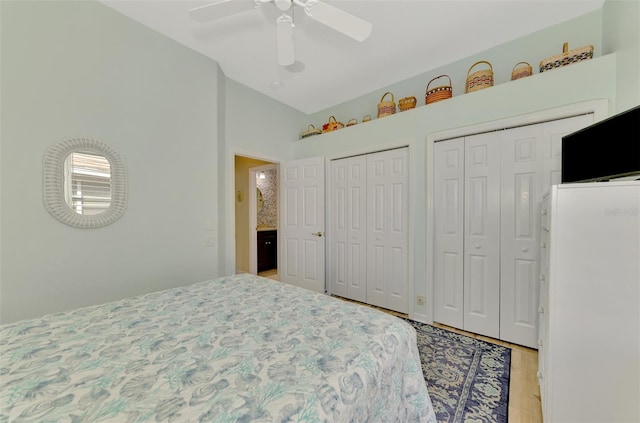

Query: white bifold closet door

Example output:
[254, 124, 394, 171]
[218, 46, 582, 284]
[330, 147, 409, 314]
[366, 148, 409, 313]
[329, 155, 367, 303]
[433, 114, 594, 348]
[433, 138, 465, 329]
[464, 132, 502, 338]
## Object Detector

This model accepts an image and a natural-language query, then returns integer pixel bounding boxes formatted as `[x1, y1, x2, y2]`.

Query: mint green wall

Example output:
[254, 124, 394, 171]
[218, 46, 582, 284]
[603, 0, 640, 112]
[304, 10, 604, 131]
[221, 80, 306, 275]
[290, 1, 639, 321]
[0, 0, 224, 323]
[0, 1, 304, 323]
[1, 0, 635, 324]
[292, 57, 615, 321]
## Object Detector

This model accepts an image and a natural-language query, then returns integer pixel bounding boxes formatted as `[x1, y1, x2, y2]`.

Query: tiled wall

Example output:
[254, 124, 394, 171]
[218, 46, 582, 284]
[257, 168, 277, 228]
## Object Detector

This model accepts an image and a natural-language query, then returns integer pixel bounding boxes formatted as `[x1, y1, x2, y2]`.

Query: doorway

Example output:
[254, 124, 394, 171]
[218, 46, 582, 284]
[234, 155, 279, 280]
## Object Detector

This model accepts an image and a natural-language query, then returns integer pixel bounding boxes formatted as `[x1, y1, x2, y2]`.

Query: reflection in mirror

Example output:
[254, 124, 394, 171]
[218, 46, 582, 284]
[64, 152, 111, 215]
[257, 187, 264, 212]
[43, 137, 127, 229]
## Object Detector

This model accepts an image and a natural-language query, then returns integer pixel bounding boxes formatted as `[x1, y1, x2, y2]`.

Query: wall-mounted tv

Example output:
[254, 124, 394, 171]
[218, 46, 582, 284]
[561, 105, 640, 183]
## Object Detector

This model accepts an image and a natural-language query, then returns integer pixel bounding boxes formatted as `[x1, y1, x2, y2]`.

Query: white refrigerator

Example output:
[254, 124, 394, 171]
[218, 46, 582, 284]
[540, 180, 640, 422]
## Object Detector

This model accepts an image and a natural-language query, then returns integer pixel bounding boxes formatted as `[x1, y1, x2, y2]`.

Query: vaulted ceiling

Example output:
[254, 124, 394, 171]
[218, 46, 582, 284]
[100, 0, 605, 114]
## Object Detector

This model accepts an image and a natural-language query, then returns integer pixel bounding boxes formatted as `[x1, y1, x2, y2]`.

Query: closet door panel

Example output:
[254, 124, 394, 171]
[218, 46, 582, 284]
[541, 114, 594, 188]
[388, 160, 408, 312]
[464, 132, 500, 338]
[433, 138, 465, 329]
[329, 156, 367, 302]
[330, 160, 349, 297]
[500, 125, 543, 348]
[499, 114, 595, 347]
[366, 148, 409, 313]
[347, 157, 367, 302]
[368, 171, 387, 308]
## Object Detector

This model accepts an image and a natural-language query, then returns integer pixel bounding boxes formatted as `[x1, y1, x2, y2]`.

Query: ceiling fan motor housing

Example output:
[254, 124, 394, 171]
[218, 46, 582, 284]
[274, 0, 293, 11]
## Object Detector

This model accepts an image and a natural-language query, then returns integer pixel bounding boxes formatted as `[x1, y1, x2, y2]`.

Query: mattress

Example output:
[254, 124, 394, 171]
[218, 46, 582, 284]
[0, 273, 436, 422]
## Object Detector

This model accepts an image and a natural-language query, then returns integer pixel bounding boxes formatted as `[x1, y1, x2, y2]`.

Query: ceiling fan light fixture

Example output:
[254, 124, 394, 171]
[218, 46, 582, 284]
[276, 14, 295, 66]
[299, 0, 372, 42]
[274, 0, 292, 12]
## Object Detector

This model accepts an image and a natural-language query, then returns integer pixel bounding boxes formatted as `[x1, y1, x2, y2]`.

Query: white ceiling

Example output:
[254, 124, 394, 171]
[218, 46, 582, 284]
[99, 0, 605, 115]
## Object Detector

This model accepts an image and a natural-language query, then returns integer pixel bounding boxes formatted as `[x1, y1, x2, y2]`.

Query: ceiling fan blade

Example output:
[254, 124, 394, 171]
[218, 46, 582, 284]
[188, 0, 259, 23]
[276, 14, 295, 66]
[301, 0, 372, 42]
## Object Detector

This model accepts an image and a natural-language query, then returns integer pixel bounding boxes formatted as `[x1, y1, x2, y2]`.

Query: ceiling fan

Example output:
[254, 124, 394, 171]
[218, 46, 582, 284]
[188, 0, 373, 66]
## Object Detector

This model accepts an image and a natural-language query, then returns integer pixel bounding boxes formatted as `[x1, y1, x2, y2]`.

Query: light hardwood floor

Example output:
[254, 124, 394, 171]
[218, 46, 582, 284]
[257, 270, 543, 423]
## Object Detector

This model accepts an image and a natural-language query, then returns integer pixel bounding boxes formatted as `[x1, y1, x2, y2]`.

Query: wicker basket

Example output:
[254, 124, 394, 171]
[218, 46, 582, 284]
[346, 118, 358, 127]
[465, 60, 494, 93]
[398, 96, 417, 112]
[539, 42, 594, 73]
[299, 124, 322, 139]
[322, 116, 344, 133]
[511, 62, 533, 80]
[377, 92, 396, 118]
[425, 75, 453, 104]
[362, 114, 372, 122]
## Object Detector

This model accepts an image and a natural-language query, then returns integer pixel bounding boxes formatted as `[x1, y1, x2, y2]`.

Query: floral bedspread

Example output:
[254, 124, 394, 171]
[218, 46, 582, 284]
[0, 273, 436, 422]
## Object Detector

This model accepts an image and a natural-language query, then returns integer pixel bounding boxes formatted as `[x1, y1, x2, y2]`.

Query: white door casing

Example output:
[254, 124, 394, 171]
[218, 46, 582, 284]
[433, 138, 465, 328]
[280, 156, 325, 293]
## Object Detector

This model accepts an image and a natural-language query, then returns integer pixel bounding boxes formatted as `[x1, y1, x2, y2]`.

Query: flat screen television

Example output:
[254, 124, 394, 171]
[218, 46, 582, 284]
[561, 105, 640, 183]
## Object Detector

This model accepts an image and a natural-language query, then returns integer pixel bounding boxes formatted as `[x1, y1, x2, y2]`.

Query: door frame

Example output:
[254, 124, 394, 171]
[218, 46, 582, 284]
[425, 99, 608, 324]
[249, 163, 278, 275]
[229, 149, 281, 277]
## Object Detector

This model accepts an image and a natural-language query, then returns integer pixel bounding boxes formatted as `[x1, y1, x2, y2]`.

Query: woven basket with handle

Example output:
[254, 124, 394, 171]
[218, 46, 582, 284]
[465, 61, 494, 93]
[362, 114, 371, 122]
[511, 62, 533, 80]
[539, 42, 594, 72]
[377, 92, 396, 118]
[322, 116, 344, 133]
[347, 118, 358, 127]
[398, 96, 417, 112]
[425, 75, 453, 104]
[299, 124, 322, 139]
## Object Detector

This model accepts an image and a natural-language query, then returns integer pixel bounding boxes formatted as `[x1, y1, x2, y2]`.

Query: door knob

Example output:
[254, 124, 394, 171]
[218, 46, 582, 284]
[474, 244, 481, 249]
[312, 231, 324, 237]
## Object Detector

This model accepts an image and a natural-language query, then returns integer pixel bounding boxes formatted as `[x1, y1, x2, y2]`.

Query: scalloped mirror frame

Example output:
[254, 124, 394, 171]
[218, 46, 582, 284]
[43, 137, 127, 229]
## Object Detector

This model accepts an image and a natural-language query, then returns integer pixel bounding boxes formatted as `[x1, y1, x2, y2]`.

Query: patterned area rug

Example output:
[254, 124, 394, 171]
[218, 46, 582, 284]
[404, 319, 511, 423]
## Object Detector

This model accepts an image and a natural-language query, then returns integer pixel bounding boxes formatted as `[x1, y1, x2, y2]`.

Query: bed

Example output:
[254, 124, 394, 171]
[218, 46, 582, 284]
[0, 273, 436, 422]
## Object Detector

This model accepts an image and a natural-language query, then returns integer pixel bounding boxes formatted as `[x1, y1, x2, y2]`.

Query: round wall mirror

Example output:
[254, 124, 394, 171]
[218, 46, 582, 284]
[43, 137, 127, 228]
